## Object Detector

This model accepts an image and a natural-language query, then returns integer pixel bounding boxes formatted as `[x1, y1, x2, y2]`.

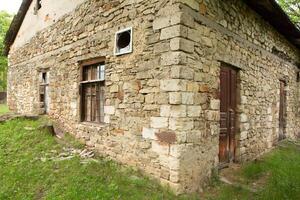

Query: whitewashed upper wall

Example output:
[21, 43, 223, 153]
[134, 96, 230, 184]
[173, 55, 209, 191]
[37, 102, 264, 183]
[11, 0, 86, 50]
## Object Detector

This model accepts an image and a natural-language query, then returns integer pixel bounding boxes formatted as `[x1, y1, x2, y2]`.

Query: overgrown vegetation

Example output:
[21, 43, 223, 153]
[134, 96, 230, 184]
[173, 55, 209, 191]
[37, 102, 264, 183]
[0, 11, 13, 91]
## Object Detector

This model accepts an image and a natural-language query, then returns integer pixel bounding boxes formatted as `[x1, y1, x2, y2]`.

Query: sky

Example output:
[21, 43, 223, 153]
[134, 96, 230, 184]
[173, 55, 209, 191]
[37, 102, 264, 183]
[0, 0, 22, 14]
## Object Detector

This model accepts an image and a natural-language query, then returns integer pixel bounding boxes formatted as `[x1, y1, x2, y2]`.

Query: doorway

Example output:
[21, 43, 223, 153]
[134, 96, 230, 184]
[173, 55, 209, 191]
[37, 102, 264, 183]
[279, 80, 286, 141]
[219, 64, 238, 165]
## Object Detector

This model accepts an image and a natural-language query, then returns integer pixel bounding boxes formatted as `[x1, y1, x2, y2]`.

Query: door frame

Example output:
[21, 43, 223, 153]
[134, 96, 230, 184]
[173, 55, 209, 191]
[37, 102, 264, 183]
[278, 80, 287, 141]
[219, 63, 240, 167]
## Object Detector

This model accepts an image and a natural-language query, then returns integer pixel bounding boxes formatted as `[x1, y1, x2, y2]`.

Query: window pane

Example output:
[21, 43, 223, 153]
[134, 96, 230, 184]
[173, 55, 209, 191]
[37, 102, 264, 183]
[98, 64, 105, 80]
[81, 61, 105, 123]
[82, 83, 104, 123]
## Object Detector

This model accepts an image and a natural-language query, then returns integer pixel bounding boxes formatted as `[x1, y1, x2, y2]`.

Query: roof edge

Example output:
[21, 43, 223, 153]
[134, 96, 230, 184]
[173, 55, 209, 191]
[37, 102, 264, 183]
[244, 0, 300, 50]
[3, 0, 33, 56]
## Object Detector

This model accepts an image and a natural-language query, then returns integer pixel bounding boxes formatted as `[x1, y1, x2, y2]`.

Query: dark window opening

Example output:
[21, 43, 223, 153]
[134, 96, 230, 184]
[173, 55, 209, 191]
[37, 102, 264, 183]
[115, 28, 132, 55]
[117, 31, 131, 49]
[39, 71, 49, 114]
[37, 0, 42, 10]
[34, 0, 42, 14]
[80, 62, 105, 123]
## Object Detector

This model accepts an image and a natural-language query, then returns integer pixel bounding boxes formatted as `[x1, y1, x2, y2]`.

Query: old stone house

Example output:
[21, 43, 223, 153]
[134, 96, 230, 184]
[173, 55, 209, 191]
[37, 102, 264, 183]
[3, 0, 300, 194]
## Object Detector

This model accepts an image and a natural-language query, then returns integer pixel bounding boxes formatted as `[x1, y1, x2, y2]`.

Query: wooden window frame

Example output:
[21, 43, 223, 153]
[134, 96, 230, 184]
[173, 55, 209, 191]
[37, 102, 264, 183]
[79, 58, 105, 124]
[39, 71, 49, 114]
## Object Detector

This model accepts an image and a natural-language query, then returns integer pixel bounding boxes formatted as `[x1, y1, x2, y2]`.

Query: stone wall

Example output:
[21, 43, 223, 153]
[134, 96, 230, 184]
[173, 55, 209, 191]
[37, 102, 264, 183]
[7, 0, 300, 194]
[164, 0, 300, 193]
[8, 0, 192, 194]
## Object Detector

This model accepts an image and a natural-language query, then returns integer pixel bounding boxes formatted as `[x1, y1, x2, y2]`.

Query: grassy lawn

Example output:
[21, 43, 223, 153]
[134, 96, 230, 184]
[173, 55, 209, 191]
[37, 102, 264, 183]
[0, 118, 194, 200]
[203, 141, 300, 200]
[0, 117, 299, 199]
[0, 104, 9, 115]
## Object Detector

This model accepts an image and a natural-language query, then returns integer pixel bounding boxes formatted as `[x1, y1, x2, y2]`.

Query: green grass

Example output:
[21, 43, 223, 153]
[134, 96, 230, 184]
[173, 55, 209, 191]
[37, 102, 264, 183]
[0, 118, 193, 200]
[1, 118, 299, 200]
[204, 141, 300, 200]
[242, 142, 300, 200]
[0, 104, 9, 115]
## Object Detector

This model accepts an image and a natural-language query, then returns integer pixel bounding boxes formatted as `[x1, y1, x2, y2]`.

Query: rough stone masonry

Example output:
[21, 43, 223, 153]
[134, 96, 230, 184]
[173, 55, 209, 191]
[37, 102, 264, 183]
[6, 0, 300, 194]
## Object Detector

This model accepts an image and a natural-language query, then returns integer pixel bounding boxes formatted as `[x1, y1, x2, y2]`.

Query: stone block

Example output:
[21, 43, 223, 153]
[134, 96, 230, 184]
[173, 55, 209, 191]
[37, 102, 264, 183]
[240, 113, 248, 123]
[110, 74, 119, 82]
[181, 0, 200, 10]
[181, 92, 194, 104]
[240, 131, 248, 140]
[160, 79, 186, 92]
[161, 52, 187, 66]
[104, 115, 110, 124]
[201, 36, 213, 47]
[170, 38, 194, 53]
[187, 106, 202, 117]
[187, 83, 199, 92]
[110, 85, 119, 93]
[199, 84, 210, 92]
[186, 130, 203, 143]
[210, 99, 220, 110]
[169, 144, 191, 158]
[152, 141, 169, 155]
[153, 16, 171, 30]
[150, 117, 169, 128]
[169, 156, 180, 170]
[170, 66, 194, 80]
[170, 105, 187, 117]
[205, 110, 219, 121]
[169, 92, 182, 104]
[142, 127, 157, 140]
[172, 12, 195, 28]
[156, 93, 169, 104]
[194, 93, 207, 105]
[145, 94, 155, 104]
[160, 105, 171, 117]
[170, 66, 181, 79]
[137, 71, 152, 79]
[169, 118, 194, 131]
[170, 170, 180, 183]
[154, 42, 170, 53]
[104, 106, 115, 115]
[187, 28, 201, 43]
[160, 25, 188, 40]
[123, 81, 140, 93]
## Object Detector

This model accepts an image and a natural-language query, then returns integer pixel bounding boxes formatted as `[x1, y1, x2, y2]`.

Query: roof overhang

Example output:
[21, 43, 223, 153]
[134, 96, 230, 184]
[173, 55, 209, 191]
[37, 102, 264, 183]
[244, 0, 300, 50]
[3, 0, 32, 56]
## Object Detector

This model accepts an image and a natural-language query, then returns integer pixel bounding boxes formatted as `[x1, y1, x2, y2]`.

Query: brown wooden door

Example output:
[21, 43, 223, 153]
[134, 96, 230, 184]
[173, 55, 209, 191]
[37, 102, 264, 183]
[219, 65, 237, 164]
[279, 81, 286, 141]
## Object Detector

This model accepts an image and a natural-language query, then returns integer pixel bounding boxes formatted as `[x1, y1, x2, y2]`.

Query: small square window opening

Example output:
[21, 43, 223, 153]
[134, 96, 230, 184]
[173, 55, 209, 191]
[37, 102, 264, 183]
[114, 27, 133, 56]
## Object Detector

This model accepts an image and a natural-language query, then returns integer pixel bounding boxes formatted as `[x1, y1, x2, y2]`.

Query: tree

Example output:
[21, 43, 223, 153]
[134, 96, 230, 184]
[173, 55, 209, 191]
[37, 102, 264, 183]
[0, 11, 13, 91]
[277, 0, 300, 29]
